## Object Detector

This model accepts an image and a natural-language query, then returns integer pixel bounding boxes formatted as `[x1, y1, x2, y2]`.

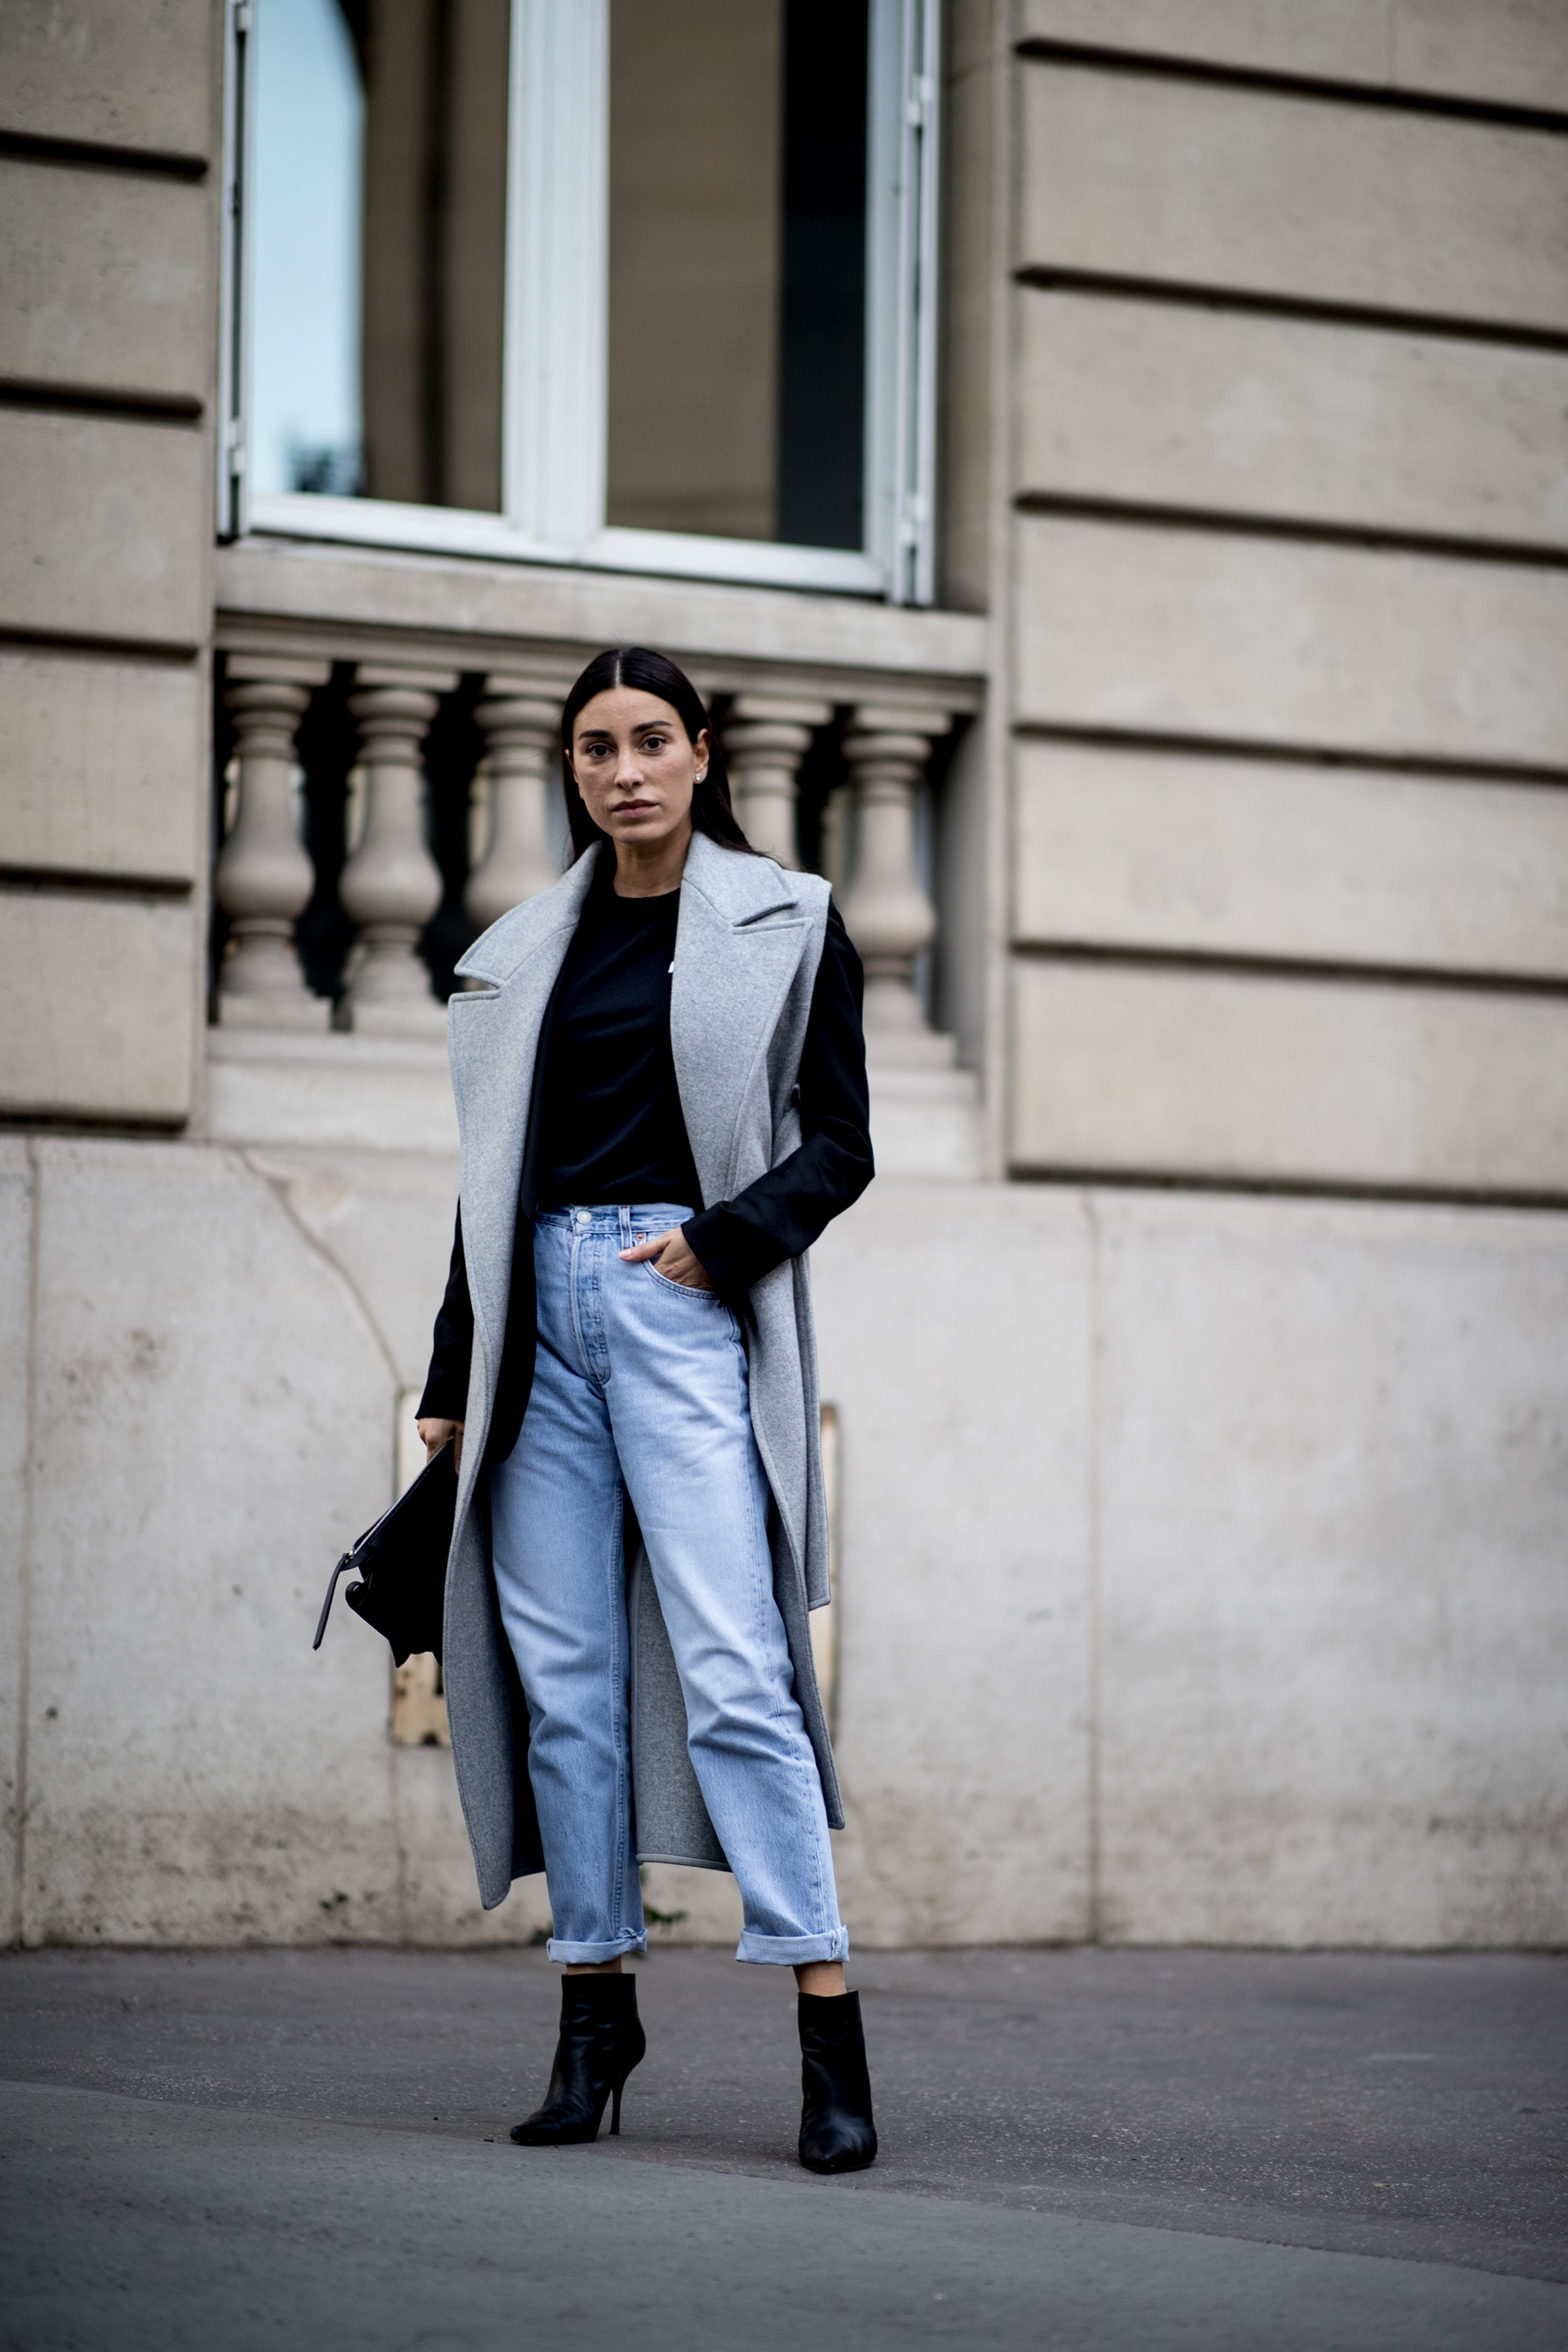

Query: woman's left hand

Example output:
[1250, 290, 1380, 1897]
[619, 1227, 714, 1290]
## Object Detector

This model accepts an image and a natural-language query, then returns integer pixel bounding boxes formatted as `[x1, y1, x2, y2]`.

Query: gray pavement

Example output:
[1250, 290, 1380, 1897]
[2, 1944, 1565, 2349]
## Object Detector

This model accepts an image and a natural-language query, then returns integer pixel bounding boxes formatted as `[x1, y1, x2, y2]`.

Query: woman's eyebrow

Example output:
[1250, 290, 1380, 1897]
[575, 721, 676, 747]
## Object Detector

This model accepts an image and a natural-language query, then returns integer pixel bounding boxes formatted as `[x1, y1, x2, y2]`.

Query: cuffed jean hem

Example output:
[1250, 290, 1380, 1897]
[545, 1932, 649, 1966]
[733, 1926, 850, 1966]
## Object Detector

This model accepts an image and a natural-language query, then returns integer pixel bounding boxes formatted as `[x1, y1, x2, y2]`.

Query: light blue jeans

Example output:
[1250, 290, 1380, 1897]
[490, 1203, 848, 1968]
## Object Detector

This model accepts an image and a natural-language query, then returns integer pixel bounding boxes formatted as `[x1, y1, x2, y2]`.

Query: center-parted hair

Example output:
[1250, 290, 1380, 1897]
[559, 645, 760, 862]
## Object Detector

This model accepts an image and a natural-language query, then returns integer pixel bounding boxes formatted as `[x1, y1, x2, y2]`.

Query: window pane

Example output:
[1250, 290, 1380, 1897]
[251, 0, 509, 510]
[778, 0, 869, 551]
[251, 0, 364, 496]
[606, 0, 868, 551]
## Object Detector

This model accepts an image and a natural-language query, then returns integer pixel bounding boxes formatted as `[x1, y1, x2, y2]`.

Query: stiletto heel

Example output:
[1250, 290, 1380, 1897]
[510, 1975, 645, 2147]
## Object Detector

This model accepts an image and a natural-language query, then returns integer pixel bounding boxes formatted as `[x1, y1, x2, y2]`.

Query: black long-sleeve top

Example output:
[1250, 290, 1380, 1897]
[416, 878, 873, 1431]
[533, 867, 704, 1213]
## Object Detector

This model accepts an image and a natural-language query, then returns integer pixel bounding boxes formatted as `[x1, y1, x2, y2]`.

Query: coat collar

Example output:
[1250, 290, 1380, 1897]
[679, 828, 801, 928]
[454, 831, 801, 990]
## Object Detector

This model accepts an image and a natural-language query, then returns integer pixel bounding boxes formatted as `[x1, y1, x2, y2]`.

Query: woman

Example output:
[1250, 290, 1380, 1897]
[416, 645, 877, 2172]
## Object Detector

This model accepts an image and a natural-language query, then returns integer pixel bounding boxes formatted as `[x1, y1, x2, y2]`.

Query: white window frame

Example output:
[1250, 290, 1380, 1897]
[218, 0, 256, 543]
[224, 0, 940, 604]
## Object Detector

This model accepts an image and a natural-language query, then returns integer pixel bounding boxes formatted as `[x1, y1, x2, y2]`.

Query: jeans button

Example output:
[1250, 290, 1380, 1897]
[576, 1209, 591, 1227]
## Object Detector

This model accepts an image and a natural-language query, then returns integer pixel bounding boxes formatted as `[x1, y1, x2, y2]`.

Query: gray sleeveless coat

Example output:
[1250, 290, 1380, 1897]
[440, 831, 841, 1909]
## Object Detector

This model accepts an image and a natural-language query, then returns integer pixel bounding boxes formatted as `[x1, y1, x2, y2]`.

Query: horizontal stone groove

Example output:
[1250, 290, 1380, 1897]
[1009, 940, 1568, 1003]
[0, 382, 204, 425]
[1010, 721, 1568, 794]
[1012, 36, 1568, 134]
[0, 1109, 189, 1140]
[0, 628, 200, 666]
[1012, 491, 1568, 574]
[1007, 1164, 1568, 1214]
[1013, 267, 1568, 356]
[0, 868, 194, 902]
[0, 128, 208, 180]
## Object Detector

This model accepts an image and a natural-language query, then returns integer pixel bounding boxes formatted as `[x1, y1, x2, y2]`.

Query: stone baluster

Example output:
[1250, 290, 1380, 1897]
[214, 653, 332, 1030]
[720, 694, 832, 868]
[465, 666, 576, 929]
[839, 702, 952, 1057]
[340, 664, 459, 1035]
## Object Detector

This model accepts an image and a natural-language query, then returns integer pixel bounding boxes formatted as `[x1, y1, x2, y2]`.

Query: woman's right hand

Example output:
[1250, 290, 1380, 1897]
[417, 1417, 464, 1475]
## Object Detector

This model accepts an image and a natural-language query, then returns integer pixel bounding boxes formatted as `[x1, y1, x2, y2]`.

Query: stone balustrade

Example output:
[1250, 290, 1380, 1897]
[839, 705, 951, 1060]
[339, 666, 459, 1037]
[720, 694, 833, 868]
[214, 654, 332, 1030]
[208, 650, 963, 1071]
[466, 659, 578, 930]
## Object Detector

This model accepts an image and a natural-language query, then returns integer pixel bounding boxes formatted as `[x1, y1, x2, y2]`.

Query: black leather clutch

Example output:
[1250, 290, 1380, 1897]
[313, 1440, 457, 1666]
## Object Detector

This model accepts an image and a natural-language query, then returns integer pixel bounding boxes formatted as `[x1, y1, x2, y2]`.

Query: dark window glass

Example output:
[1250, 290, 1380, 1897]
[778, 0, 868, 551]
[606, 0, 869, 550]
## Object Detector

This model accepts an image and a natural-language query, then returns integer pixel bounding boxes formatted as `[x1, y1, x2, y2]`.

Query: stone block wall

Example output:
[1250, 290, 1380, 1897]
[0, 0, 218, 1127]
[997, 3, 1568, 1194]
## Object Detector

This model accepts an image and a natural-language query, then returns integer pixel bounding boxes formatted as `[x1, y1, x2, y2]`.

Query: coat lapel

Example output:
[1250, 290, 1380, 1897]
[671, 833, 808, 1206]
[446, 850, 598, 1393]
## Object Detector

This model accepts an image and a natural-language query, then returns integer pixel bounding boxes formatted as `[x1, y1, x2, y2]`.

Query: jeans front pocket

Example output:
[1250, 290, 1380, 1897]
[645, 1260, 723, 1302]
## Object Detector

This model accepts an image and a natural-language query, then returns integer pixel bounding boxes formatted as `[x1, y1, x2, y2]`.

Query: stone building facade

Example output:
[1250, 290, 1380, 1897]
[3, 0, 1565, 1950]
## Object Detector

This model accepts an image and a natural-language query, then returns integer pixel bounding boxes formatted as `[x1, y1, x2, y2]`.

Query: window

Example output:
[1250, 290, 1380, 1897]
[220, 0, 939, 601]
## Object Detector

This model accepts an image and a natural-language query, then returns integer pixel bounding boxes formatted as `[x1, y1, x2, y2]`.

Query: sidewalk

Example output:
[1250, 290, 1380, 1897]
[3, 1944, 1565, 2349]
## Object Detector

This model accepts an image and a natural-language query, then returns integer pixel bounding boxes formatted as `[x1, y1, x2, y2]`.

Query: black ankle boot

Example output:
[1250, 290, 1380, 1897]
[798, 1989, 877, 2173]
[510, 1973, 645, 2146]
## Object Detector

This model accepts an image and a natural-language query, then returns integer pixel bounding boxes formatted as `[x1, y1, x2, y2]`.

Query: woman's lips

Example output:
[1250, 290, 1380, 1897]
[613, 800, 656, 814]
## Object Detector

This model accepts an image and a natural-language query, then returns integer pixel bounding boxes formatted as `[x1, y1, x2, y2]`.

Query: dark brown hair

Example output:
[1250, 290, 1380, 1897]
[559, 646, 758, 862]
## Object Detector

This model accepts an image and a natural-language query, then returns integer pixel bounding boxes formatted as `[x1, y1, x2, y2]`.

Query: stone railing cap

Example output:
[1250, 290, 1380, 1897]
[225, 652, 332, 687]
[727, 694, 835, 727]
[354, 663, 462, 693]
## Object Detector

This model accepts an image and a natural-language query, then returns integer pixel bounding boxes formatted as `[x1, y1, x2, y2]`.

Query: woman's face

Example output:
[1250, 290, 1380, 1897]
[569, 686, 710, 852]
